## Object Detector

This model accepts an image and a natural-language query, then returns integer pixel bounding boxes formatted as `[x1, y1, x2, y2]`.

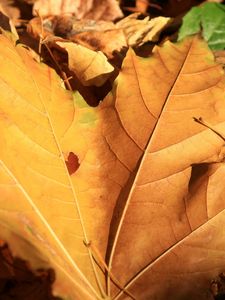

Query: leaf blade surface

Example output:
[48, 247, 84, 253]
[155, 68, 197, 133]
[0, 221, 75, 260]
[107, 35, 225, 299]
[0, 32, 101, 299]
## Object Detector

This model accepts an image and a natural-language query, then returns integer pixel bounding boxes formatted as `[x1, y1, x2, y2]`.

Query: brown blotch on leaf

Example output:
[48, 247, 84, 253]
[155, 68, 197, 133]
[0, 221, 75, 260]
[65, 152, 80, 175]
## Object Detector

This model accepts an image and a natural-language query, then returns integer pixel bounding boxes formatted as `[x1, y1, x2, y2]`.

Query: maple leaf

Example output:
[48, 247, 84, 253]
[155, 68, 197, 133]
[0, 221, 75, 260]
[1, 30, 225, 300]
[0, 31, 101, 300]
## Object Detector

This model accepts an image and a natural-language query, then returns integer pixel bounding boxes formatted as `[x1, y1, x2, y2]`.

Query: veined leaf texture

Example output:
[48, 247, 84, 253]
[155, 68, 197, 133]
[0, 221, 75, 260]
[1, 32, 225, 300]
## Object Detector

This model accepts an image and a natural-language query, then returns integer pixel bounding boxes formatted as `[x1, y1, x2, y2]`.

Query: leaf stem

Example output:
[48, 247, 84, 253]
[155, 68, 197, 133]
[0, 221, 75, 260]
[42, 42, 73, 91]
[17, 48, 105, 297]
[193, 117, 225, 142]
[84, 241, 136, 299]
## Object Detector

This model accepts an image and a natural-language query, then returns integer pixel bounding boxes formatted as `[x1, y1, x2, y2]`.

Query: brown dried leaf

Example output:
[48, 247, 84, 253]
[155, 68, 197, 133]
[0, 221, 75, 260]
[107, 36, 225, 299]
[2, 30, 225, 300]
[135, 0, 149, 14]
[69, 14, 171, 58]
[0, 0, 20, 26]
[214, 50, 225, 66]
[28, 13, 171, 58]
[33, 0, 123, 21]
[56, 41, 114, 86]
[115, 13, 171, 46]
[0, 3, 19, 38]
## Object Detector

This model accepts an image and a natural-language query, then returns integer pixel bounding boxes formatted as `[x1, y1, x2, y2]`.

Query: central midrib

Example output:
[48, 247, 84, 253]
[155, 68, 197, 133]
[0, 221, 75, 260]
[106, 37, 194, 297]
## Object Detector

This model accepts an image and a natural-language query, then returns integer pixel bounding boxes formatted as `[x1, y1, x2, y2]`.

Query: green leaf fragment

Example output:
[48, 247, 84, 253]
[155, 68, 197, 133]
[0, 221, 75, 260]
[178, 7, 201, 41]
[178, 3, 225, 50]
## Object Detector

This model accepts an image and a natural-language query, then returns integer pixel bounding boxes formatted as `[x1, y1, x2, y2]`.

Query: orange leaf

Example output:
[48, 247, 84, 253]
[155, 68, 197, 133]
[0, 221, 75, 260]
[56, 41, 114, 86]
[1, 31, 225, 300]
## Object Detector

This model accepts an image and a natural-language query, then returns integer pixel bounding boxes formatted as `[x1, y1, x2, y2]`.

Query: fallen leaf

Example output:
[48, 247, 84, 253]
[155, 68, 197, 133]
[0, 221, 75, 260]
[135, 0, 149, 14]
[106, 36, 225, 299]
[28, 13, 171, 58]
[0, 31, 101, 300]
[115, 13, 171, 46]
[178, 2, 225, 50]
[69, 27, 127, 59]
[33, 0, 123, 21]
[56, 41, 114, 86]
[214, 50, 225, 66]
[0, 3, 19, 38]
[0, 0, 20, 26]
[1, 30, 225, 300]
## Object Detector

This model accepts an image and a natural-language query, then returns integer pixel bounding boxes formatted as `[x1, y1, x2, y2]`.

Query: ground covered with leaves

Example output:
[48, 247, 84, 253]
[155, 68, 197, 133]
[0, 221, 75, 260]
[1, 0, 225, 300]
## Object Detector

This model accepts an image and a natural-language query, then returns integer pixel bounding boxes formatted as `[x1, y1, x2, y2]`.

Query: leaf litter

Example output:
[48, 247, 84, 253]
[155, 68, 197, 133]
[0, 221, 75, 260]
[0, 1, 225, 300]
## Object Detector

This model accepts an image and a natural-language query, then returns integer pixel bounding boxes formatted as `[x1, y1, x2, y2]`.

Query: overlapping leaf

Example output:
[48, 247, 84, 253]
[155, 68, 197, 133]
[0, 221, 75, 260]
[28, 13, 171, 58]
[106, 39, 225, 298]
[1, 30, 225, 300]
[56, 41, 114, 86]
[178, 2, 225, 50]
[0, 31, 100, 300]
[33, 0, 123, 21]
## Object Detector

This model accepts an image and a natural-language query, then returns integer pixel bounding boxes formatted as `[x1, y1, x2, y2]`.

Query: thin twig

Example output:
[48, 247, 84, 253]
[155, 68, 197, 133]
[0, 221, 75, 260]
[43, 42, 73, 91]
[84, 241, 136, 300]
[193, 117, 225, 142]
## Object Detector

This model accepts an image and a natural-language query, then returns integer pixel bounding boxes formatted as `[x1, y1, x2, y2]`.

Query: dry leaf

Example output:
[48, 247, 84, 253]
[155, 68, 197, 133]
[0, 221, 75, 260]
[106, 37, 225, 299]
[0, 31, 101, 300]
[0, 3, 19, 38]
[136, 0, 149, 14]
[70, 14, 171, 57]
[1, 31, 225, 300]
[56, 41, 114, 86]
[28, 13, 171, 58]
[33, 0, 123, 21]
[115, 13, 171, 46]
[214, 50, 225, 66]
[0, 0, 20, 26]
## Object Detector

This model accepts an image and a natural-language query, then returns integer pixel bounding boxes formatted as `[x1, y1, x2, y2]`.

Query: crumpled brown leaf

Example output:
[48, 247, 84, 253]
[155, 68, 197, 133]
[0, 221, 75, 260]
[116, 13, 171, 46]
[33, 0, 123, 21]
[56, 41, 114, 86]
[69, 13, 171, 57]
[28, 13, 171, 58]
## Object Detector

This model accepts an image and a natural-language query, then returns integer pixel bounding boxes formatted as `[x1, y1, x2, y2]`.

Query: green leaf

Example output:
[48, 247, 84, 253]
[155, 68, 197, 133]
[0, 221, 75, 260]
[178, 3, 225, 50]
[178, 7, 201, 40]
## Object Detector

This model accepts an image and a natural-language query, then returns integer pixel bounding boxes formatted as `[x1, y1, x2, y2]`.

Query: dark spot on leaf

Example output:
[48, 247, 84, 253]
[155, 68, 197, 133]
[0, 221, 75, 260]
[65, 152, 80, 175]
